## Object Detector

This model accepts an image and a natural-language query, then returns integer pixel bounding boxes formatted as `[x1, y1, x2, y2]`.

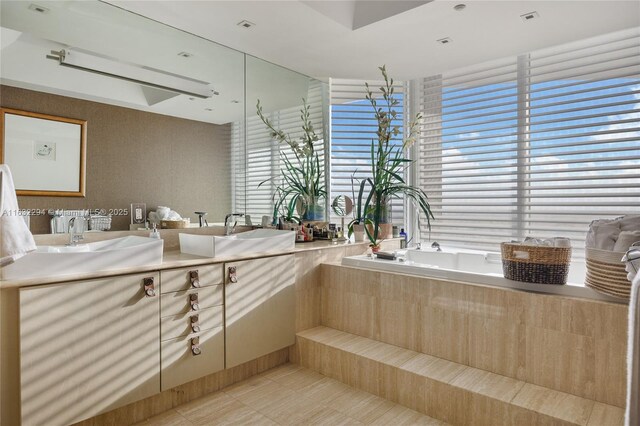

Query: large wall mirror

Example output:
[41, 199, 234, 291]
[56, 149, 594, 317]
[0, 0, 327, 234]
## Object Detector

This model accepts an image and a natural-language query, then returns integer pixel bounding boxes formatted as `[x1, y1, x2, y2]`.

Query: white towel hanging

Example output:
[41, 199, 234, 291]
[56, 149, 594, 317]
[0, 165, 36, 268]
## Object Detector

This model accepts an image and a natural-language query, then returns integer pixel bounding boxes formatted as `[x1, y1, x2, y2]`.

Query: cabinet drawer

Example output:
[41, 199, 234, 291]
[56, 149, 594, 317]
[161, 305, 223, 341]
[161, 285, 223, 316]
[161, 326, 224, 391]
[161, 264, 223, 293]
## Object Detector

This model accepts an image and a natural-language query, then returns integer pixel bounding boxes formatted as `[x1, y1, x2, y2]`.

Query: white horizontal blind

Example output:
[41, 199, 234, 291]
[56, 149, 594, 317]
[330, 78, 406, 225]
[232, 80, 326, 220]
[418, 28, 640, 257]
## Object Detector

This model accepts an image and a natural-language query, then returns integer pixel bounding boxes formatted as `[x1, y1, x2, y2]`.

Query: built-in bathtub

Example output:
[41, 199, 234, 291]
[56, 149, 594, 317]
[341, 245, 624, 302]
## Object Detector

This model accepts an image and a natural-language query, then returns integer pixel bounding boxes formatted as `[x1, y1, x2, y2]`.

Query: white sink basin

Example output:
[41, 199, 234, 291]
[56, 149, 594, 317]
[1, 236, 163, 280]
[179, 229, 295, 258]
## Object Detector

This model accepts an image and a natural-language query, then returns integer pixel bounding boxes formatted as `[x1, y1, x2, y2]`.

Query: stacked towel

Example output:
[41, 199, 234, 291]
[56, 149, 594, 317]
[148, 206, 182, 224]
[522, 236, 571, 247]
[615, 231, 640, 253]
[0, 165, 36, 267]
[586, 215, 640, 252]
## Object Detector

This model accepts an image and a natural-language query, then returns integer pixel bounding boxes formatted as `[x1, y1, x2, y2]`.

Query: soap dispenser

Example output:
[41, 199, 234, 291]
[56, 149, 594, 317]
[149, 223, 161, 239]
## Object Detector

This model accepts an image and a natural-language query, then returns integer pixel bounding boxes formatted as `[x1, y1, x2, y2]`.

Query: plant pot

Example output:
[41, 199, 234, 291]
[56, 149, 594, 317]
[301, 196, 325, 221]
[366, 223, 393, 240]
[378, 223, 393, 239]
[370, 244, 381, 253]
[352, 224, 365, 242]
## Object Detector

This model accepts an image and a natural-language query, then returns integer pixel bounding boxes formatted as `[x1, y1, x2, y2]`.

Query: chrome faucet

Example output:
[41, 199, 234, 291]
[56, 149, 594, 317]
[431, 241, 441, 252]
[67, 217, 85, 246]
[224, 213, 244, 236]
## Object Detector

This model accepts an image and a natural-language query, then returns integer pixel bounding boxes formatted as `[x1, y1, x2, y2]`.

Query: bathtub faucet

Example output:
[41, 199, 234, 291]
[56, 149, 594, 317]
[431, 241, 441, 252]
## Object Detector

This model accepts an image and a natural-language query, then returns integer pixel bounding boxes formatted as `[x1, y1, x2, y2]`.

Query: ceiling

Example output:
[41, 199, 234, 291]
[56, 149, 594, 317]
[108, 0, 640, 81]
[1, 1, 638, 124]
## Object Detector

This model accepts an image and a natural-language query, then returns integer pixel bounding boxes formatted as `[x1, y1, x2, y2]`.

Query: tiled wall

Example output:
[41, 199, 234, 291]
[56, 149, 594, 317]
[320, 264, 628, 407]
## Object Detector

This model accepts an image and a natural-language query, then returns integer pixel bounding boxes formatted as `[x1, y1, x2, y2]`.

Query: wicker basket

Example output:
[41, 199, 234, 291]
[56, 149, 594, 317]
[89, 215, 112, 231]
[585, 247, 630, 300]
[160, 219, 190, 229]
[501, 242, 572, 285]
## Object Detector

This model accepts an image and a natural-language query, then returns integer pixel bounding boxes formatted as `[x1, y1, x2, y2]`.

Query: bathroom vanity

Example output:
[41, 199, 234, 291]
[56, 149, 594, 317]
[0, 235, 385, 426]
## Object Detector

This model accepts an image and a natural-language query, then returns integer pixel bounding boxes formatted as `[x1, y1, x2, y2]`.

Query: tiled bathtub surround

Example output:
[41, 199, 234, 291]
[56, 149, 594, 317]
[319, 264, 628, 408]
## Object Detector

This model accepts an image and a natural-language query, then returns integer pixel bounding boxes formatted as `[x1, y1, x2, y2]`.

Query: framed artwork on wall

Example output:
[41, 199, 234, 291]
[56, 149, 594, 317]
[0, 108, 86, 197]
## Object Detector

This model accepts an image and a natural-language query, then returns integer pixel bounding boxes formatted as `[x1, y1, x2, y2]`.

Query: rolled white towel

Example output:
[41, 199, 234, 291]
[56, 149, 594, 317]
[624, 248, 640, 283]
[167, 210, 182, 221]
[614, 230, 640, 253]
[586, 222, 620, 250]
[148, 211, 159, 225]
[156, 206, 170, 220]
[619, 215, 640, 232]
[553, 237, 572, 248]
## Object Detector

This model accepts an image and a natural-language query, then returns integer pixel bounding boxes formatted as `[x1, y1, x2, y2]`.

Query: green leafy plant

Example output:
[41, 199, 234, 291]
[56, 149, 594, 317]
[362, 65, 434, 248]
[347, 171, 372, 238]
[256, 98, 326, 223]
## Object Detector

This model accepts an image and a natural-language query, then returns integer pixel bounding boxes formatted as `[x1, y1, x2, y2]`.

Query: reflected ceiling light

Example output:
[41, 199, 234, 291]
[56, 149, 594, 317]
[237, 20, 255, 29]
[46, 49, 213, 99]
[520, 11, 539, 21]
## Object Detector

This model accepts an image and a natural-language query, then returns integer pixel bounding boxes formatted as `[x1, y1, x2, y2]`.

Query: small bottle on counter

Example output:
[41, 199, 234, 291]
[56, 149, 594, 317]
[296, 226, 306, 242]
[399, 228, 407, 249]
[149, 223, 161, 239]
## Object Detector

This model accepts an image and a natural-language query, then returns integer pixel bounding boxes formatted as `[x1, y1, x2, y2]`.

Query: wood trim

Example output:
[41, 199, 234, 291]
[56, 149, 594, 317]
[0, 107, 87, 197]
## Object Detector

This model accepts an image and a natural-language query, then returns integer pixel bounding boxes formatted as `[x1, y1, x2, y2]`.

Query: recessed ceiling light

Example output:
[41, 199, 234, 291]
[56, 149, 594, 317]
[28, 3, 49, 13]
[237, 20, 255, 29]
[231, 100, 240, 104]
[520, 11, 539, 22]
[177, 52, 194, 58]
[204, 108, 213, 111]
[189, 97, 196, 101]
[212, 90, 220, 96]
[437, 37, 452, 45]
[453, 4, 466, 11]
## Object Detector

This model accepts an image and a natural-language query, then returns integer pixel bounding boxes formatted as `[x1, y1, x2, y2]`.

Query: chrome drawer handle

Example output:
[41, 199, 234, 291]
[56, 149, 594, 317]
[191, 336, 201, 356]
[190, 270, 200, 288]
[191, 314, 200, 333]
[228, 266, 237, 284]
[190, 293, 199, 311]
[143, 277, 156, 297]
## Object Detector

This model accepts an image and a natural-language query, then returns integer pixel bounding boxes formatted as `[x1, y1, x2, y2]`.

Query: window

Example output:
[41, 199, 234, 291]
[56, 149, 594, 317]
[330, 78, 406, 224]
[232, 80, 327, 219]
[417, 28, 640, 256]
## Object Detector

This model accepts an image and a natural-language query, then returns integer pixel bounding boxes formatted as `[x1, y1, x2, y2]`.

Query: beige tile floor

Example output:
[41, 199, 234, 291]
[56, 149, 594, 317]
[137, 363, 447, 425]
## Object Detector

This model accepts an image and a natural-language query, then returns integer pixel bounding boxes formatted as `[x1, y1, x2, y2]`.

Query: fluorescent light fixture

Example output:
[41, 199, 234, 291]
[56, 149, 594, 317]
[46, 49, 212, 99]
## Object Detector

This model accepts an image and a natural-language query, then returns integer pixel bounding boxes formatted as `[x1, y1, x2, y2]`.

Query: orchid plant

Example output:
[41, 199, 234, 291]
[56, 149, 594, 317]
[256, 98, 326, 223]
[362, 65, 433, 248]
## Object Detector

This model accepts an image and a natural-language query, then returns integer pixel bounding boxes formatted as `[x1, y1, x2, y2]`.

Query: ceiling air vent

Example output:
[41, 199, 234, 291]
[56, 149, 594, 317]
[28, 3, 49, 14]
[520, 11, 539, 22]
[237, 20, 255, 29]
[437, 37, 452, 45]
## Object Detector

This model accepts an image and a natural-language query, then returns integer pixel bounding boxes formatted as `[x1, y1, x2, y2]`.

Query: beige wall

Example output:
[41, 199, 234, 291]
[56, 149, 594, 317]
[1, 85, 231, 234]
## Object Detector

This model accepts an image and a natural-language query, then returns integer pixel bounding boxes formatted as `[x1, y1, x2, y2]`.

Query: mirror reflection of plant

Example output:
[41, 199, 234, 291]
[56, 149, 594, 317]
[256, 98, 326, 223]
[362, 66, 434, 248]
[347, 171, 373, 237]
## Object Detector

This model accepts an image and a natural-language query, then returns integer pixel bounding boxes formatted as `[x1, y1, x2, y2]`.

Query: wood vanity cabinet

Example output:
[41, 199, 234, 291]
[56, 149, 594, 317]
[19, 272, 161, 426]
[159, 265, 224, 390]
[225, 254, 295, 368]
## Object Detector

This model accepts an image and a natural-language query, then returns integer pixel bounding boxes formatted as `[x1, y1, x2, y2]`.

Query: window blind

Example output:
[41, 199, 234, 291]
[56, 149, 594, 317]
[232, 80, 327, 220]
[330, 78, 407, 225]
[418, 28, 640, 257]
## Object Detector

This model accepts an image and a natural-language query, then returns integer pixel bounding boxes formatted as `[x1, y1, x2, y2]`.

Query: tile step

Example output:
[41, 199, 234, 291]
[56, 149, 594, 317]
[294, 326, 625, 426]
